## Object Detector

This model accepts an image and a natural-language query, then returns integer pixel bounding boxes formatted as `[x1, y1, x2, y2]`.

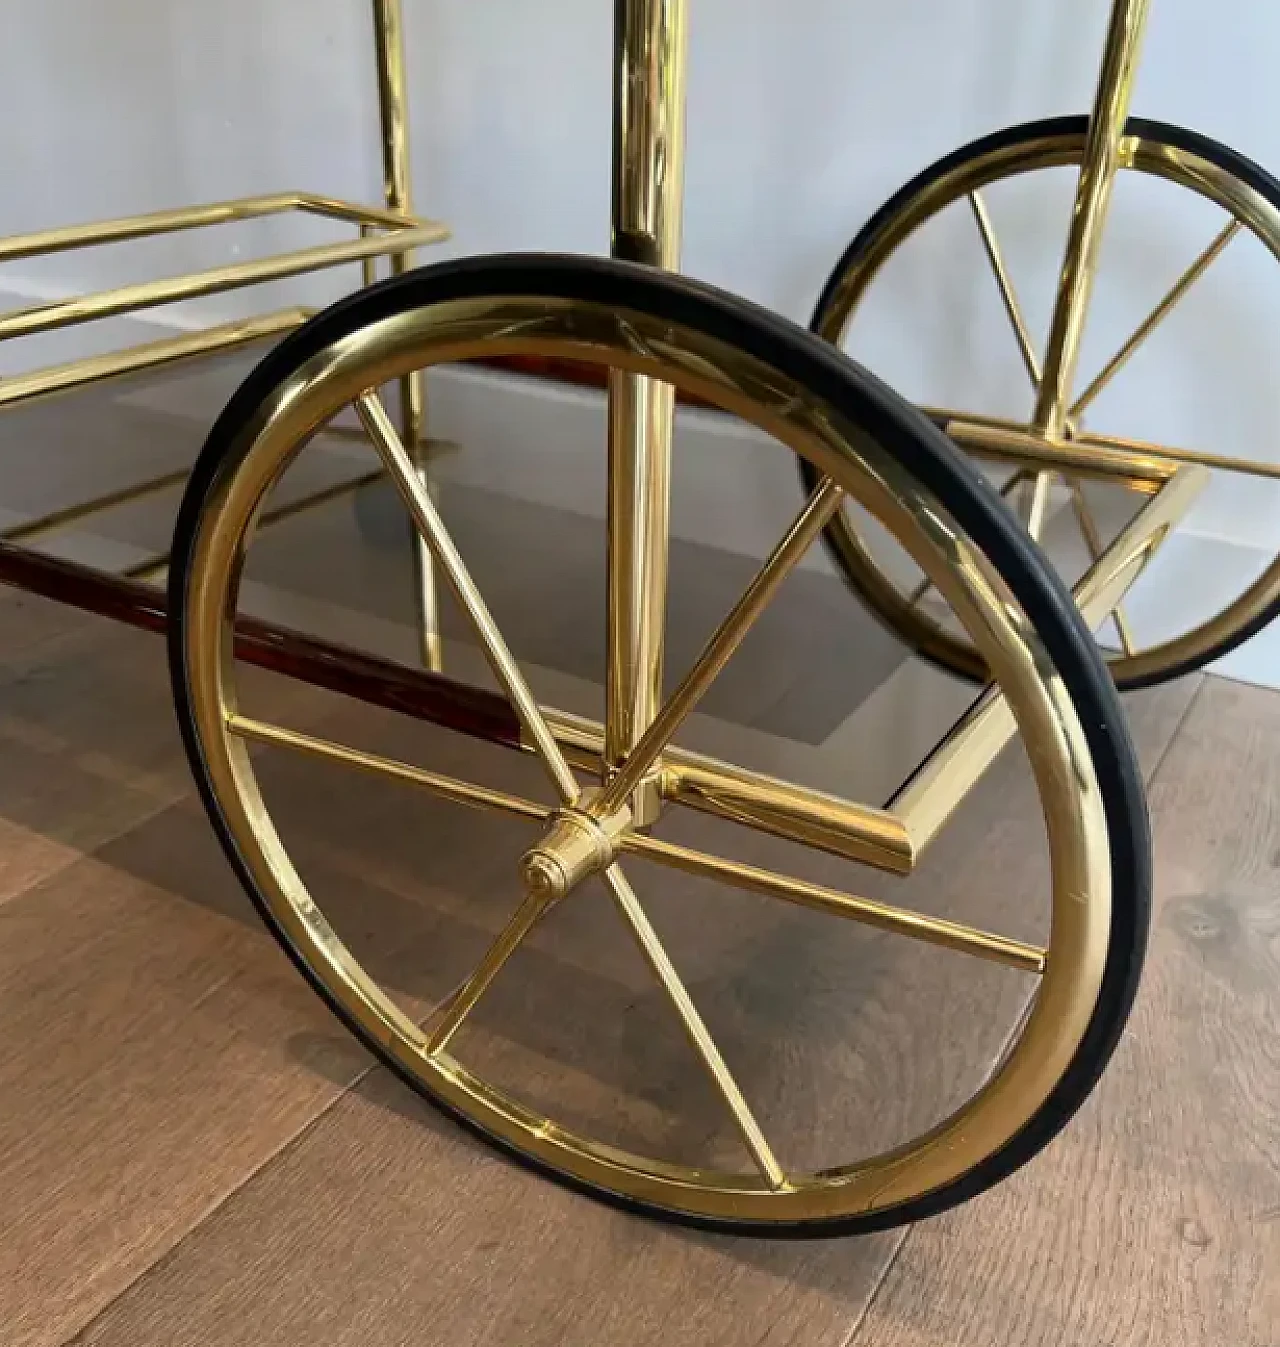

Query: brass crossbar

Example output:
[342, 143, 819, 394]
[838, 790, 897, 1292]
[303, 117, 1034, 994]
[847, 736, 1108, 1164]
[932, 406, 1280, 488]
[0, 219, 447, 345]
[0, 308, 312, 411]
[0, 191, 435, 265]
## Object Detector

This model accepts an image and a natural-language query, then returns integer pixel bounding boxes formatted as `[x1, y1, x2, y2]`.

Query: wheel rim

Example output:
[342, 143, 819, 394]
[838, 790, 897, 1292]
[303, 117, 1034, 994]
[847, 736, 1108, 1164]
[812, 120, 1280, 688]
[179, 283, 1111, 1225]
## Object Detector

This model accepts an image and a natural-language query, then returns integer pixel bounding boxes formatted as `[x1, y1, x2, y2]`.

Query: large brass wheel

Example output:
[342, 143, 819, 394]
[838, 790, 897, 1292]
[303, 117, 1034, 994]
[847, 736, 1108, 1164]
[169, 254, 1148, 1236]
[806, 117, 1280, 689]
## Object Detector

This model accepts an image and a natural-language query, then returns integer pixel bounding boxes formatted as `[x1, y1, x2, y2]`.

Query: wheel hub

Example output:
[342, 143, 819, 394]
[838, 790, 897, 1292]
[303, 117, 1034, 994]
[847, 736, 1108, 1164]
[519, 791, 633, 901]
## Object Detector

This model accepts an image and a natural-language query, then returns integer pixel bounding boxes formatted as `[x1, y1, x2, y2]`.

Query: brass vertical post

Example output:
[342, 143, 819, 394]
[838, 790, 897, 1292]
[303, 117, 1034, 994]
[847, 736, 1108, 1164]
[371, 0, 442, 671]
[1032, 0, 1153, 439]
[605, 0, 689, 824]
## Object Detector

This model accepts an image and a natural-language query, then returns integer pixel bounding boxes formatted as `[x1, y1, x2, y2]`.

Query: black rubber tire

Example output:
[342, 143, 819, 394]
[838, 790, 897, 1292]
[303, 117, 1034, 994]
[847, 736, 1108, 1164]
[804, 115, 1280, 691]
[168, 252, 1151, 1238]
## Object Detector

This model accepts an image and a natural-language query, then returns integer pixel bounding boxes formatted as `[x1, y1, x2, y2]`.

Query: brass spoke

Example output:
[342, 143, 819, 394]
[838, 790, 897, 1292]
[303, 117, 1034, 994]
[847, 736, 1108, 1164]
[1070, 218, 1241, 420]
[623, 831, 1046, 973]
[357, 392, 579, 805]
[1021, 470, 1054, 541]
[225, 714, 550, 823]
[594, 479, 843, 815]
[423, 885, 554, 1056]
[603, 864, 786, 1188]
[1112, 600, 1138, 658]
[1067, 481, 1137, 655]
[969, 191, 1043, 390]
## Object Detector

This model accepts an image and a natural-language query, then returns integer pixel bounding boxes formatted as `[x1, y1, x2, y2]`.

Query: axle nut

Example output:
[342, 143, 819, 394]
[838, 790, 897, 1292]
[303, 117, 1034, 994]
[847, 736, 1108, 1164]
[518, 799, 630, 902]
[521, 851, 573, 902]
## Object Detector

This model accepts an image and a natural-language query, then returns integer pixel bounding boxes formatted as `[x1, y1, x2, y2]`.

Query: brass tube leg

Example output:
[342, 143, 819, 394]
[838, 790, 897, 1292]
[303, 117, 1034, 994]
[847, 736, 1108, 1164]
[372, 0, 442, 672]
[605, 0, 689, 825]
[1032, 0, 1152, 439]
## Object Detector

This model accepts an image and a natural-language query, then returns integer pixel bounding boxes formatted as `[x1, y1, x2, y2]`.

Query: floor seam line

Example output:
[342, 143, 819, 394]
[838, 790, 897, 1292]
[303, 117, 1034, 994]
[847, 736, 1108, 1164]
[837, 1228, 910, 1347]
[0, 786, 188, 914]
[1141, 675, 1207, 793]
[51, 1055, 381, 1347]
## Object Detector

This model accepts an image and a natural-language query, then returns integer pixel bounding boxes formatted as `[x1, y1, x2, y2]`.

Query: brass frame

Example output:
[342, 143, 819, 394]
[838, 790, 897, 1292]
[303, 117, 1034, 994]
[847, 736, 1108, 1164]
[0, 0, 447, 623]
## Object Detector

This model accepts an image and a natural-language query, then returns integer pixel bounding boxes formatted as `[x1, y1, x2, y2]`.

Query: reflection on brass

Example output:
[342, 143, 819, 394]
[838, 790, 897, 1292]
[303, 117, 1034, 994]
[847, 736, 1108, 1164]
[520, 790, 632, 901]
[356, 392, 580, 805]
[1021, 470, 1053, 540]
[536, 704, 917, 874]
[602, 860, 786, 1189]
[592, 479, 843, 817]
[371, 0, 442, 675]
[227, 713, 549, 823]
[0, 222, 447, 345]
[939, 414, 1173, 492]
[1, 469, 189, 545]
[938, 407, 1280, 485]
[124, 467, 385, 583]
[0, 191, 421, 263]
[604, 0, 689, 824]
[902, 468, 1032, 613]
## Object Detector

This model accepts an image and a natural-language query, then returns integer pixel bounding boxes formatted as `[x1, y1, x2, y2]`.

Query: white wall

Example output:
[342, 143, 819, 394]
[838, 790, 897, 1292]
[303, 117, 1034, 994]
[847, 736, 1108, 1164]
[6, 1, 1276, 311]
[3, 0, 1280, 682]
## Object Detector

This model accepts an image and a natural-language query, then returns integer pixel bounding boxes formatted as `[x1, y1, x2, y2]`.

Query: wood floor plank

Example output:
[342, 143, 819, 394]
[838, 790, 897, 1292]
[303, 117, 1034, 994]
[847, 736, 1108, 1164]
[839, 675, 1279, 1347]
[0, 626, 457, 1345]
[63, 678, 1198, 1347]
[0, 615, 192, 906]
[71, 1066, 903, 1347]
[0, 588, 97, 662]
[0, 793, 437, 1347]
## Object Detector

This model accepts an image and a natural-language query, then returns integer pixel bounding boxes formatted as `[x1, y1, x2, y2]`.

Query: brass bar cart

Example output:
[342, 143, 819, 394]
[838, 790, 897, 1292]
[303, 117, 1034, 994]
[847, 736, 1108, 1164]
[6, 0, 1258, 1237]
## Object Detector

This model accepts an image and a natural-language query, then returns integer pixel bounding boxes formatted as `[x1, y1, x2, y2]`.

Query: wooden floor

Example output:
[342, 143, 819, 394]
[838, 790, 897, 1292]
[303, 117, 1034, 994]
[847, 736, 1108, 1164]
[0, 582, 1276, 1347]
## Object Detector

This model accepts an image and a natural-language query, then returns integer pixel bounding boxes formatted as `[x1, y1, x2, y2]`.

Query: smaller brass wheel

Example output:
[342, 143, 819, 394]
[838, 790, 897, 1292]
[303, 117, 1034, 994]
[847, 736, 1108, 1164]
[806, 117, 1280, 690]
[169, 254, 1148, 1236]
